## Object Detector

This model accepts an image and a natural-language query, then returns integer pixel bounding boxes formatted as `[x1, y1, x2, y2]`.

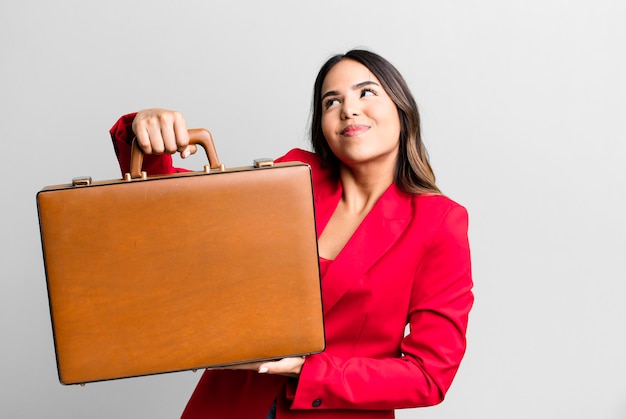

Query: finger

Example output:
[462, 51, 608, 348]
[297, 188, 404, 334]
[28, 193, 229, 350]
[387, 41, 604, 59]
[146, 123, 165, 155]
[172, 112, 190, 153]
[132, 116, 155, 154]
[224, 362, 263, 371]
[258, 360, 282, 374]
[180, 144, 198, 159]
[132, 114, 149, 154]
[160, 123, 178, 155]
[160, 111, 189, 154]
[134, 127, 152, 154]
[258, 357, 304, 376]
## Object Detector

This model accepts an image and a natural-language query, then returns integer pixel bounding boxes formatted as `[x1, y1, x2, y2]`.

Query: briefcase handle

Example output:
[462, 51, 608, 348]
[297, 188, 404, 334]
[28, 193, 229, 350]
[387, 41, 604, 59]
[128, 128, 223, 179]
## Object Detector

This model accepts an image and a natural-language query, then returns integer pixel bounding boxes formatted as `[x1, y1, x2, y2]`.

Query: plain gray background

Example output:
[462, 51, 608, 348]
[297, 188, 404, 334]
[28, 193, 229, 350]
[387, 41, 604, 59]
[1, 1, 625, 418]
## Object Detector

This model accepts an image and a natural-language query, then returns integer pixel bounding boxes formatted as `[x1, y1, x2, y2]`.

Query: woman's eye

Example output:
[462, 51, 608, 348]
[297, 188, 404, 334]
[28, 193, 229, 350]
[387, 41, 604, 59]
[324, 98, 339, 109]
[361, 88, 376, 97]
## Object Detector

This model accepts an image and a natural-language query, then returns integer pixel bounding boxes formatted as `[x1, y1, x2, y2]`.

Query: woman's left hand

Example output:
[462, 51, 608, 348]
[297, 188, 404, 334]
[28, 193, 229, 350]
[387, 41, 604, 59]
[221, 357, 305, 378]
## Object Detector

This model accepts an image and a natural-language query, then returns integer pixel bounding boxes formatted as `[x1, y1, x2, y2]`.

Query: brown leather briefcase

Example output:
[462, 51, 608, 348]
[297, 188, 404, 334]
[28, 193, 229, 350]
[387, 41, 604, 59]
[36, 129, 325, 385]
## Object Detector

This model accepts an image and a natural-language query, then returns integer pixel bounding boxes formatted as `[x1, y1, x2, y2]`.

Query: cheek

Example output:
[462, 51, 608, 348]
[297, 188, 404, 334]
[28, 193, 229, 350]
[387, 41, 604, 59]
[391, 118, 402, 140]
[320, 115, 335, 142]
[380, 109, 402, 140]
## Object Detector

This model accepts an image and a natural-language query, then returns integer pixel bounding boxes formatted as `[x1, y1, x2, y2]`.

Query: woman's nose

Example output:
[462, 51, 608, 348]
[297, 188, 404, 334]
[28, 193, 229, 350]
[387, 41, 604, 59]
[340, 97, 360, 120]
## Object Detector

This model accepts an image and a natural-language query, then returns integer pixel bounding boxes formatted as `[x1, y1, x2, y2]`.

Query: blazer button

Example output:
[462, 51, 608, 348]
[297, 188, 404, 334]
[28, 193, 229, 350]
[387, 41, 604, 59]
[312, 399, 322, 408]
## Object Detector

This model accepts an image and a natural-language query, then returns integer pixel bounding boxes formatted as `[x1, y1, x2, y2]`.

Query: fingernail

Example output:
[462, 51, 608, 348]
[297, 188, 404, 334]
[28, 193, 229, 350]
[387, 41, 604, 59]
[258, 367, 268, 374]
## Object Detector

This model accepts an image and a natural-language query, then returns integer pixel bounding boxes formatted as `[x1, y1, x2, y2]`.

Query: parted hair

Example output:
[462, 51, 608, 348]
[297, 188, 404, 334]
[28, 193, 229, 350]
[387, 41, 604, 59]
[310, 49, 440, 195]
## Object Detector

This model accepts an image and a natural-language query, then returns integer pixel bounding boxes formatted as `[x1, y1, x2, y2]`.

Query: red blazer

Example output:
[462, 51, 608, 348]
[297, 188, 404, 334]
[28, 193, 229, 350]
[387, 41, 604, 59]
[110, 114, 474, 419]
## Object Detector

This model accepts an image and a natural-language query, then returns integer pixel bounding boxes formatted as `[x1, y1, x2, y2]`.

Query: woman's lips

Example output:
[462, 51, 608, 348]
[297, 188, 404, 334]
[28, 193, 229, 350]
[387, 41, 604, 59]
[341, 124, 370, 137]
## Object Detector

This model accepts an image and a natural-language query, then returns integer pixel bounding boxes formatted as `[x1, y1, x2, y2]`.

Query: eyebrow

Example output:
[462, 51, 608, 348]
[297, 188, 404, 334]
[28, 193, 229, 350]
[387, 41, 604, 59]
[321, 80, 380, 100]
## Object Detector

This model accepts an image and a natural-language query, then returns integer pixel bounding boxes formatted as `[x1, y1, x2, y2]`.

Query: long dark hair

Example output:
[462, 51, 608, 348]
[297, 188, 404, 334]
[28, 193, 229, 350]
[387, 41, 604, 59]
[310, 49, 440, 195]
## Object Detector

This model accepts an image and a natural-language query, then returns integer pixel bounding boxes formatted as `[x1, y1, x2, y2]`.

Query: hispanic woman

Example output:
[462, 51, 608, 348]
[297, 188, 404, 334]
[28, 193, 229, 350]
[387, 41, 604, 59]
[109, 49, 473, 419]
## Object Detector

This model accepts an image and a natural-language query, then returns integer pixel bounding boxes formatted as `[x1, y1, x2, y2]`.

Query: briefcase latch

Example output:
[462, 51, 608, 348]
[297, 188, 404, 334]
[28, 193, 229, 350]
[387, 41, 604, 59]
[253, 158, 274, 168]
[72, 176, 92, 187]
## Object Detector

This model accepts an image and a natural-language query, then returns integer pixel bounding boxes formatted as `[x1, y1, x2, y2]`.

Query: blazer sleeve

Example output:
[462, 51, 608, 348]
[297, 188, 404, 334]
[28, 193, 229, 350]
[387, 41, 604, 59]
[109, 112, 188, 176]
[288, 204, 473, 410]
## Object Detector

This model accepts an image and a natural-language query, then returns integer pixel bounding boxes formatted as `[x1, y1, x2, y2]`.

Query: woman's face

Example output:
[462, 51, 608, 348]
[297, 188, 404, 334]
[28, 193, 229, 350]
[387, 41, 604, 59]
[320, 59, 401, 171]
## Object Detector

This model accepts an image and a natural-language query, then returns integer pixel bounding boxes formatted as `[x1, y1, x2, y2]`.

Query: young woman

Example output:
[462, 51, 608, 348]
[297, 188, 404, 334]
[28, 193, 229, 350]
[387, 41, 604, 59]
[109, 49, 473, 419]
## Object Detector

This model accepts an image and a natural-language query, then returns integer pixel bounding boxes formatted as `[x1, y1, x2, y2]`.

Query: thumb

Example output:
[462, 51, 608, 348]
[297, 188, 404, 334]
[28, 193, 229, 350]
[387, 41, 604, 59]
[180, 144, 198, 159]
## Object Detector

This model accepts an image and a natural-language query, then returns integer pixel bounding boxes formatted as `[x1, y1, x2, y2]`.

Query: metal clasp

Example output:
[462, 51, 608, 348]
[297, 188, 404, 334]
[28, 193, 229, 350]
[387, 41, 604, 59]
[72, 176, 92, 187]
[253, 159, 274, 168]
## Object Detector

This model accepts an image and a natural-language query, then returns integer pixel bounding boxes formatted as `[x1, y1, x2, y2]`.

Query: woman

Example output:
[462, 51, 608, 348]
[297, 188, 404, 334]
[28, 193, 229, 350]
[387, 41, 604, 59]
[109, 49, 473, 419]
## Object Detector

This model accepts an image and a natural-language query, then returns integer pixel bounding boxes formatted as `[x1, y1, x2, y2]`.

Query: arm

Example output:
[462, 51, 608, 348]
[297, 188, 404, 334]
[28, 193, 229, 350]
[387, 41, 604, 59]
[290, 205, 473, 410]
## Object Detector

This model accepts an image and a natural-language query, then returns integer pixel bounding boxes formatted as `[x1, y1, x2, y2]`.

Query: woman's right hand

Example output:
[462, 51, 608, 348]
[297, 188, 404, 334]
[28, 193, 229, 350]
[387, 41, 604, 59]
[132, 108, 197, 158]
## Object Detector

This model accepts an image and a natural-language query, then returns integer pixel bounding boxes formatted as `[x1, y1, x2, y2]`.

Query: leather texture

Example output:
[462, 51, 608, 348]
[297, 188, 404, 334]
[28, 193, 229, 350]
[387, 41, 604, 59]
[36, 137, 324, 385]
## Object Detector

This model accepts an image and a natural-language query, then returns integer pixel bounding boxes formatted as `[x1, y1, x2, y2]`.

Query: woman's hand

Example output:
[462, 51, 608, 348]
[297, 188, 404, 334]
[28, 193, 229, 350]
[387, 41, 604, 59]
[219, 357, 305, 378]
[131, 108, 197, 158]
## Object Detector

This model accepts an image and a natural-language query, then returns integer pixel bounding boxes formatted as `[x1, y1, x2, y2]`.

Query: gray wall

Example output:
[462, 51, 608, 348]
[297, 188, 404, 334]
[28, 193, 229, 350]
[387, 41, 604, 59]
[1, 1, 625, 418]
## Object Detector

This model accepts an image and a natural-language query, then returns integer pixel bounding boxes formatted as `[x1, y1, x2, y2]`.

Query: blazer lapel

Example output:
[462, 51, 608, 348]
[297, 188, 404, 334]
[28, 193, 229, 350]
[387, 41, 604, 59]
[319, 183, 413, 315]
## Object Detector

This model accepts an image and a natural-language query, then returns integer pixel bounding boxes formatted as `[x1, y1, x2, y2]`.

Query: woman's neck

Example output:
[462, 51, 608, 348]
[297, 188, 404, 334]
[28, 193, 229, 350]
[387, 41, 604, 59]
[338, 163, 394, 215]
